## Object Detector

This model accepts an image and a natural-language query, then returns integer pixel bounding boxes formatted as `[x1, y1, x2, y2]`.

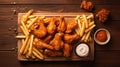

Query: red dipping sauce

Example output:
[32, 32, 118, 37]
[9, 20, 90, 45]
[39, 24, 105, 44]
[96, 30, 107, 42]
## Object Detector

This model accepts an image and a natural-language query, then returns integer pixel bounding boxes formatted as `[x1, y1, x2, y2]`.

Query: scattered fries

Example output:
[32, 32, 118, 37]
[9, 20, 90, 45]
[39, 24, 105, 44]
[75, 14, 95, 43]
[17, 9, 44, 60]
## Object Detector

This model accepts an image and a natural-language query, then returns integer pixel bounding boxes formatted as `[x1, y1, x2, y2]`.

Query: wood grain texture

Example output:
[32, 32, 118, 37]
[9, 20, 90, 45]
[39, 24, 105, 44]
[0, 51, 120, 67]
[0, 5, 120, 20]
[0, 0, 120, 5]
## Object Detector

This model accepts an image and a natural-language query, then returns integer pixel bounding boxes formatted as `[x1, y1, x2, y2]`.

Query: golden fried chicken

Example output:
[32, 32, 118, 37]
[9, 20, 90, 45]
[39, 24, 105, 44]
[64, 34, 78, 43]
[33, 38, 54, 50]
[96, 9, 110, 23]
[50, 33, 64, 50]
[57, 16, 66, 33]
[43, 35, 53, 44]
[31, 18, 47, 38]
[63, 43, 72, 57]
[65, 20, 77, 33]
[80, 0, 93, 11]
[44, 49, 62, 57]
[47, 17, 57, 35]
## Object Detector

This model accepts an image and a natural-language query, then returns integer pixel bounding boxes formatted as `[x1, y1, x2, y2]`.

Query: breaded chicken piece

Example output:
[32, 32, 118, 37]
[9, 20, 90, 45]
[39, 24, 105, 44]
[57, 16, 66, 33]
[64, 34, 78, 43]
[47, 17, 57, 35]
[33, 38, 54, 50]
[65, 20, 77, 33]
[44, 49, 62, 57]
[63, 43, 72, 57]
[31, 18, 47, 38]
[50, 33, 64, 50]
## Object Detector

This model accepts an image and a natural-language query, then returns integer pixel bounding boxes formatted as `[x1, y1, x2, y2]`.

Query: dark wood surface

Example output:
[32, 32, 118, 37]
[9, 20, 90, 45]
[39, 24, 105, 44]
[0, 0, 120, 67]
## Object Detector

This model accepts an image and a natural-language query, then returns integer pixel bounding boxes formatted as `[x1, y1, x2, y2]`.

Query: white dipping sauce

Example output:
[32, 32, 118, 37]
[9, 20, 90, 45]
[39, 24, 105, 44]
[76, 43, 89, 57]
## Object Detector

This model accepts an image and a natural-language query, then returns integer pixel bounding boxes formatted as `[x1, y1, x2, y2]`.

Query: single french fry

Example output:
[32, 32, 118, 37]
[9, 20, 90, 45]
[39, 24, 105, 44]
[27, 16, 38, 29]
[20, 35, 29, 54]
[80, 19, 85, 37]
[28, 15, 36, 19]
[87, 14, 93, 19]
[77, 19, 82, 37]
[81, 34, 86, 42]
[21, 21, 29, 35]
[20, 26, 27, 35]
[21, 9, 34, 24]
[83, 14, 88, 29]
[28, 34, 34, 56]
[75, 15, 80, 20]
[78, 19, 82, 30]
[85, 24, 96, 33]
[16, 35, 26, 39]
[88, 21, 94, 27]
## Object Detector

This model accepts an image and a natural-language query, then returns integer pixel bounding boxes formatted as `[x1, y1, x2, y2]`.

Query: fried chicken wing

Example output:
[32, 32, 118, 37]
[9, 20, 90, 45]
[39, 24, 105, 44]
[66, 20, 77, 33]
[47, 17, 57, 35]
[44, 49, 62, 57]
[57, 16, 66, 33]
[31, 18, 47, 38]
[43, 35, 53, 44]
[64, 34, 78, 43]
[33, 38, 54, 50]
[63, 43, 72, 57]
[50, 33, 64, 50]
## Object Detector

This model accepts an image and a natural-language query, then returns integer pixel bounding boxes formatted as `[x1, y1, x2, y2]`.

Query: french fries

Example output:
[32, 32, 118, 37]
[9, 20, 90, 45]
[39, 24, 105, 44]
[27, 16, 38, 29]
[17, 9, 44, 60]
[20, 35, 29, 54]
[75, 14, 95, 43]
[21, 21, 29, 36]
[16, 35, 26, 39]
[21, 9, 33, 24]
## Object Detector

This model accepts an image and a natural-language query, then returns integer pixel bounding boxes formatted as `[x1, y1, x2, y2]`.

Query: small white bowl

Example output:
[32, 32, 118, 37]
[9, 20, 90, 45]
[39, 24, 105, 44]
[94, 28, 111, 45]
[75, 43, 89, 57]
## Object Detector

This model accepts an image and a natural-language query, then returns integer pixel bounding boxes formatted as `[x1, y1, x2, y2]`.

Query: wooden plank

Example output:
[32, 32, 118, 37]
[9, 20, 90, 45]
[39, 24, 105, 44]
[18, 13, 94, 61]
[0, 5, 120, 20]
[94, 51, 120, 67]
[0, 51, 120, 67]
[0, 0, 120, 5]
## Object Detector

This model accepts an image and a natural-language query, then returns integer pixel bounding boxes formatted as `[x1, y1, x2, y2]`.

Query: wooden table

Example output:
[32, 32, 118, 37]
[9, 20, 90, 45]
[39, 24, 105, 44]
[0, 0, 120, 67]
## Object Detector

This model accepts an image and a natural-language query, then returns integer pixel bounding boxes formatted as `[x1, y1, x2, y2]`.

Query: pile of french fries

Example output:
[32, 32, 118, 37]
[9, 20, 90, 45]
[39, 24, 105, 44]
[16, 9, 44, 60]
[75, 14, 96, 43]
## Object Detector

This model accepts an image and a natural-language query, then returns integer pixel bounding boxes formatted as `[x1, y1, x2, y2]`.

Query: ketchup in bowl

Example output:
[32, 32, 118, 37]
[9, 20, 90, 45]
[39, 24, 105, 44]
[96, 30, 107, 42]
